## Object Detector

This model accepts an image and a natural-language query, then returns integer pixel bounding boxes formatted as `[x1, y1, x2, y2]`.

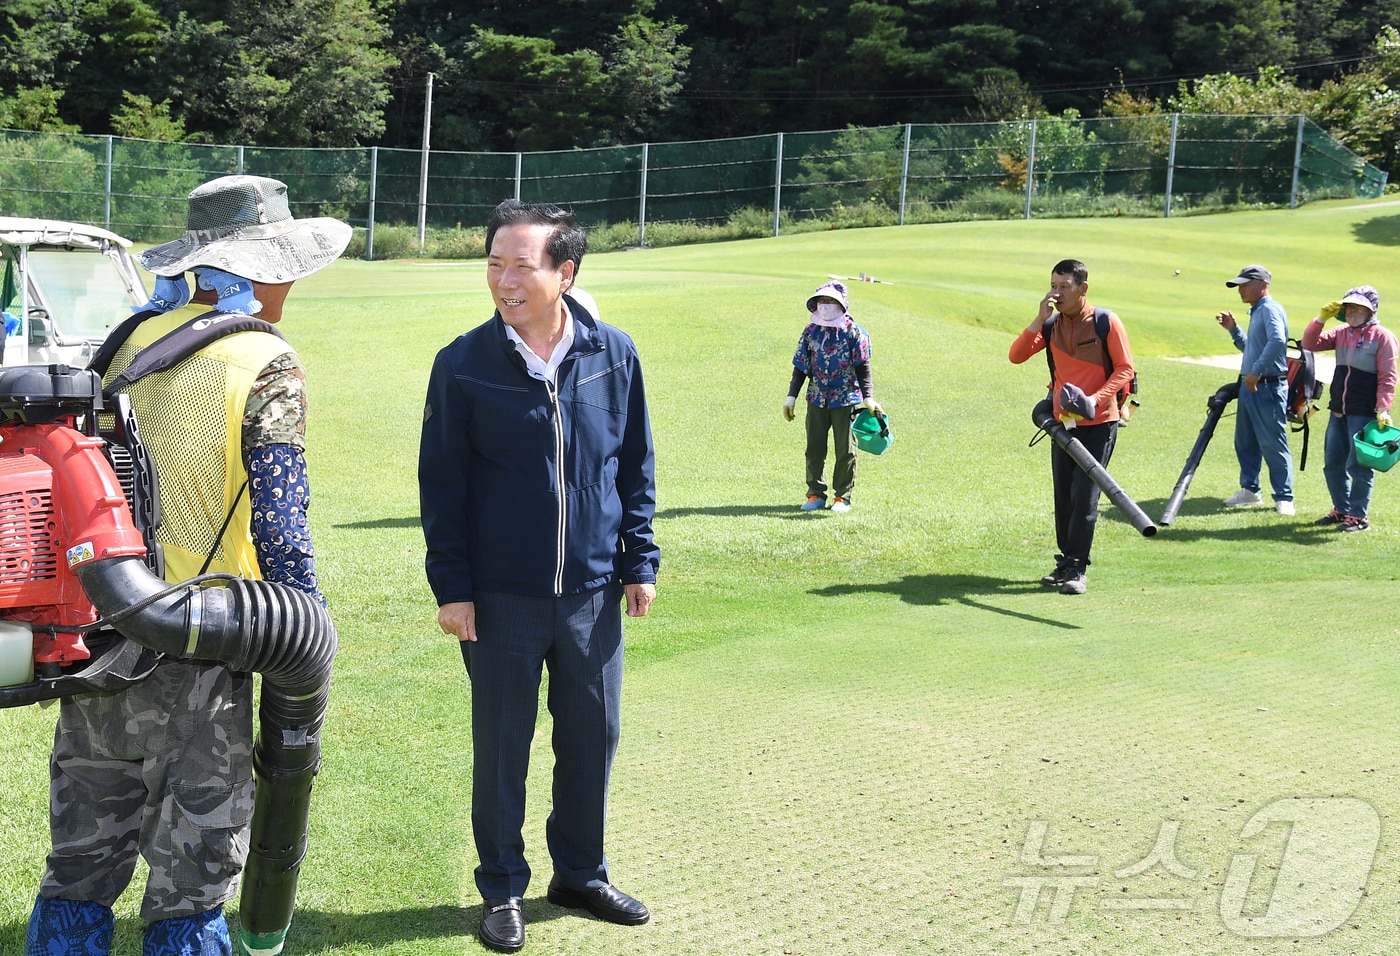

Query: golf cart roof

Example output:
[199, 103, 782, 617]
[0, 217, 134, 251]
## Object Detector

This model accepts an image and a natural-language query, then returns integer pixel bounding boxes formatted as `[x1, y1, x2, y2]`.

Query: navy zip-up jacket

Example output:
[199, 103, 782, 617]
[419, 297, 659, 604]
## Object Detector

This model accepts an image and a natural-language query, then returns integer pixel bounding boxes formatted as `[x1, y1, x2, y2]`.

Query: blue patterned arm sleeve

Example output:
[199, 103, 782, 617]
[248, 443, 324, 606]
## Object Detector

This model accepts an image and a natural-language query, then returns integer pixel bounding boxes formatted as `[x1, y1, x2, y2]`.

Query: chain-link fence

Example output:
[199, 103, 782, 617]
[0, 114, 1386, 257]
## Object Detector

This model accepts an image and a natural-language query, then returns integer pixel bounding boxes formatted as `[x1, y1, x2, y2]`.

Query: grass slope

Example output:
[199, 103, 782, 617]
[3, 199, 1400, 954]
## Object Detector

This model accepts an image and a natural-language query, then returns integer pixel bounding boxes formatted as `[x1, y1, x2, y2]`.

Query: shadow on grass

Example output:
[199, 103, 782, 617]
[657, 503, 822, 520]
[811, 574, 1079, 630]
[1128, 497, 1334, 544]
[1352, 214, 1400, 247]
[0, 900, 581, 956]
[334, 516, 421, 529]
[251, 900, 576, 953]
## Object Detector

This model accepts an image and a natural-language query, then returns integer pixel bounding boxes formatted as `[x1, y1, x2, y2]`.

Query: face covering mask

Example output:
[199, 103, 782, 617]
[195, 267, 263, 315]
[136, 274, 192, 314]
[812, 302, 846, 327]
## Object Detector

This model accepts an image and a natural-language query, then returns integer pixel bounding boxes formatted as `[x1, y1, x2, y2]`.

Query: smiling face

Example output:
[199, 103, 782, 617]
[486, 222, 575, 340]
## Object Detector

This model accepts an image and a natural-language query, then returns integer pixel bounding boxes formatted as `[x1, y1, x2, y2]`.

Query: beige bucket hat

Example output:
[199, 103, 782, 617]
[139, 175, 352, 282]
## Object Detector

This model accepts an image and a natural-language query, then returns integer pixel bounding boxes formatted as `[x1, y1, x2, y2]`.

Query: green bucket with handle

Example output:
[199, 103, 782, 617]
[852, 408, 893, 455]
[1353, 420, 1400, 472]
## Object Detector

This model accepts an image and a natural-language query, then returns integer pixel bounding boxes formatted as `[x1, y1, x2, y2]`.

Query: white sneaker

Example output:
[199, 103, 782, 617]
[1276, 500, 1296, 516]
[1223, 489, 1264, 507]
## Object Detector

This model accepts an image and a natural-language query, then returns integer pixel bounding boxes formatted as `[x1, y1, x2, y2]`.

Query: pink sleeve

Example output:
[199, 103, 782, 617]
[1300, 318, 1336, 351]
[1375, 327, 1399, 412]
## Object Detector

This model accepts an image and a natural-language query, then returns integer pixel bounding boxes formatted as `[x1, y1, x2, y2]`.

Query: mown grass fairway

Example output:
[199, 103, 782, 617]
[4, 199, 1400, 954]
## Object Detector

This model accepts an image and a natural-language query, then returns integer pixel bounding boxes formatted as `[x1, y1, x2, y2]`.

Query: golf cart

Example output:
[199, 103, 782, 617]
[0, 217, 148, 367]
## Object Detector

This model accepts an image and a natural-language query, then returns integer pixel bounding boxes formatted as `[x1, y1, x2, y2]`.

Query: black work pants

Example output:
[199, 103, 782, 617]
[1050, 420, 1118, 567]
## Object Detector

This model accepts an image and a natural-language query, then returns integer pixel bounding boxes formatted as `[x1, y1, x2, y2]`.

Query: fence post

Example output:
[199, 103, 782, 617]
[898, 123, 911, 226]
[773, 133, 784, 238]
[639, 143, 649, 247]
[236, 145, 244, 175]
[1290, 114, 1305, 209]
[104, 136, 113, 230]
[1024, 120, 1037, 220]
[1165, 113, 1179, 218]
[514, 153, 522, 201]
[365, 146, 378, 261]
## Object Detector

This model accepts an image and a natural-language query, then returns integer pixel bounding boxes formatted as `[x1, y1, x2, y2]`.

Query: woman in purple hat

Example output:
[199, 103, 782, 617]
[782, 280, 880, 513]
[1301, 285, 1398, 531]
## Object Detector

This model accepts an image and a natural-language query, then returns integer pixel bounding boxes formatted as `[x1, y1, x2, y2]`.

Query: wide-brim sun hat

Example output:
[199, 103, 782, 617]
[806, 280, 849, 312]
[139, 175, 352, 282]
[1341, 285, 1380, 315]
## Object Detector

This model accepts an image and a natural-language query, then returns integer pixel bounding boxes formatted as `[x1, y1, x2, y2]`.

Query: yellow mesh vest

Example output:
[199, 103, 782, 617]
[102, 304, 296, 583]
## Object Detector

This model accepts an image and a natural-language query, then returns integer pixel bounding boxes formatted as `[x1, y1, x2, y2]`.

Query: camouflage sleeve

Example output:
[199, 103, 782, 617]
[242, 352, 306, 452]
[243, 353, 322, 604]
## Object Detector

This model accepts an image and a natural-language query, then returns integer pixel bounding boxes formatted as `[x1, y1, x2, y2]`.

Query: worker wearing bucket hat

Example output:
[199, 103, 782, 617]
[783, 280, 880, 513]
[27, 175, 349, 956]
[1301, 284, 1398, 532]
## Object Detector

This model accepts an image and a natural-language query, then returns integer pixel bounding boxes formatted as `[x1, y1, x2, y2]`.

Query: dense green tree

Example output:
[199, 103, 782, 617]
[111, 91, 185, 140]
[0, 84, 77, 131]
[169, 0, 396, 147]
[0, 0, 1398, 171]
[0, 0, 163, 132]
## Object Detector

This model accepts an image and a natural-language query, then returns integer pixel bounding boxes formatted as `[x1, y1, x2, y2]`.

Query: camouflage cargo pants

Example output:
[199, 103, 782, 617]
[38, 659, 254, 923]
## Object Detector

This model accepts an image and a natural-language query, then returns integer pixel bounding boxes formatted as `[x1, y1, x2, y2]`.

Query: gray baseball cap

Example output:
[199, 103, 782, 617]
[140, 175, 352, 282]
[1225, 264, 1271, 287]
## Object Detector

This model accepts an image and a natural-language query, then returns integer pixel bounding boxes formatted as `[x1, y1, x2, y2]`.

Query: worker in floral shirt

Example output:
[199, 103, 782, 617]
[782, 280, 879, 513]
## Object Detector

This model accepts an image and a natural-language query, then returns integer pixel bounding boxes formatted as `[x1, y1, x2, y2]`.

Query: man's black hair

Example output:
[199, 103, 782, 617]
[1052, 259, 1088, 284]
[485, 199, 587, 279]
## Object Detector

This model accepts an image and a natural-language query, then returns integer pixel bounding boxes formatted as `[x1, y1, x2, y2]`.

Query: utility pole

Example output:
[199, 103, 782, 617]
[418, 72, 434, 248]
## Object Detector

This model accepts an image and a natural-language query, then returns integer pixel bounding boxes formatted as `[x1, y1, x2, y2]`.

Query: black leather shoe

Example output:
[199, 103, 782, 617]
[479, 897, 525, 953]
[547, 876, 650, 925]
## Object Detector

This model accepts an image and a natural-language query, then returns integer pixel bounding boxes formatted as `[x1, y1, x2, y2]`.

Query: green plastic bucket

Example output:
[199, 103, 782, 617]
[852, 409, 893, 455]
[1353, 420, 1400, 472]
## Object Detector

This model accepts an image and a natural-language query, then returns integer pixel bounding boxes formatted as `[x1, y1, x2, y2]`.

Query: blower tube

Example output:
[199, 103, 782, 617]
[1159, 380, 1240, 527]
[74, 556, 336, 956]
[1031, 399, 1157, 537]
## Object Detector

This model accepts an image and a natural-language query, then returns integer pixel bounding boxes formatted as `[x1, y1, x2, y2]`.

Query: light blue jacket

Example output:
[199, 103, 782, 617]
[1229, 295, 1288, 379]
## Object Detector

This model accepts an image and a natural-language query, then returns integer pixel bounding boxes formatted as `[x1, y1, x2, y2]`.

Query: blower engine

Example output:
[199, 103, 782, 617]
[0, 364, 338, 956]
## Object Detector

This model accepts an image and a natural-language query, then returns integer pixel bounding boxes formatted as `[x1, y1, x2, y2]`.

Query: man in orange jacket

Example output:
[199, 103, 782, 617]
[1010, 259, 1135, 595]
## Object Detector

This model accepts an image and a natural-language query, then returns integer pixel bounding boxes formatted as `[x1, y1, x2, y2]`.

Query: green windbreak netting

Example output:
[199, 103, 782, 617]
[644, 134, 779, 226]
[0, 114, 1385, 255]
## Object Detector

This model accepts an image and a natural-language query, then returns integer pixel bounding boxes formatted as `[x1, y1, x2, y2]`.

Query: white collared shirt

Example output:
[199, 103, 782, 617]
[505, 313, 576, 383]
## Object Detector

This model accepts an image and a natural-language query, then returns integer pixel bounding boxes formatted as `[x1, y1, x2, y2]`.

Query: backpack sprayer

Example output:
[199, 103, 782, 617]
[0, 363, 336, 956]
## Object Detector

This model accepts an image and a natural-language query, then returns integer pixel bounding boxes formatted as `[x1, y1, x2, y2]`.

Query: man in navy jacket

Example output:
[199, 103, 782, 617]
[419, 199, 658, 954]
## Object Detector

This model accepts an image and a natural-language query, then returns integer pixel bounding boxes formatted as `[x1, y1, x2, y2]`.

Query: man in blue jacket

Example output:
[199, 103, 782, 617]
[418, 199, 659, 954]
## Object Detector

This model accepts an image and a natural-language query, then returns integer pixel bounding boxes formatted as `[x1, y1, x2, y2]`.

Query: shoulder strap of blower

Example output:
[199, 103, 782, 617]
[1041, 307, 1138, 408]
[91, 309, 286, 395]
[1285, 336, 1323, 471]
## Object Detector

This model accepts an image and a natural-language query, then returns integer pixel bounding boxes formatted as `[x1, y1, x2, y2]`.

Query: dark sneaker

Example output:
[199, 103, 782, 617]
[1059, 568, 1087, 595]
[1040, 566, 1069, 587]
[1338, 515, 1370, 533]
[1314, 508, 1344, 526]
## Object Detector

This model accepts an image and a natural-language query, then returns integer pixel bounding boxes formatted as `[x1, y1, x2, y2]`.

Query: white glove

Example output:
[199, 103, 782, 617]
[1378, 409, 1392, 430]
[782, 396, 796, 421]
[861, 397, 882, 413]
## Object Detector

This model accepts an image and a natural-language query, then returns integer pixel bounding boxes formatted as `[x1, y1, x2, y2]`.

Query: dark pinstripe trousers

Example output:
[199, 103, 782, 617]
[461, 584, 623, 899]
